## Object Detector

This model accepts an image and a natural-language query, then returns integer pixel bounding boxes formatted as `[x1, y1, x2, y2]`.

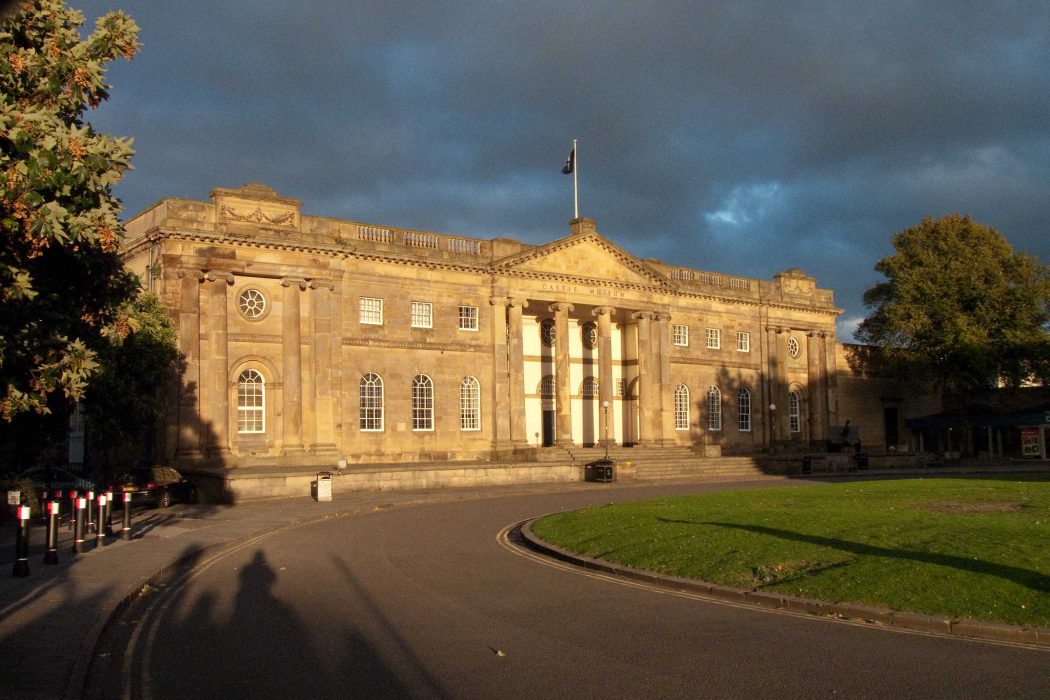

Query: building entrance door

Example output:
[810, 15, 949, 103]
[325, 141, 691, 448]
[542, 410, 555, 446]
[884, 407, 899, 449]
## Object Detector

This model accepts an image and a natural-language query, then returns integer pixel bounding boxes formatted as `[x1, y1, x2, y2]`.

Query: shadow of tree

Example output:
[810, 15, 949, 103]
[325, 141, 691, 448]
[667, 518, 1050, 593]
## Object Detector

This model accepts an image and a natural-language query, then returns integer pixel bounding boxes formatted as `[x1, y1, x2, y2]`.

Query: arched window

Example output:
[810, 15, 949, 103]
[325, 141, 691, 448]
[738, 388, 751, 432]
[707, 386, 722, 431]
[581, 377, 599, 397]
[460, 376, 480, 431]
[789, 391, 801, 433]
[412, 375, 434, 431]
[582, 322, 598, 349]
[674, 384, 690, 430]
[359, 373, 384, 431]
[237, 369, 265, 433]
[539, 376, 555, 397]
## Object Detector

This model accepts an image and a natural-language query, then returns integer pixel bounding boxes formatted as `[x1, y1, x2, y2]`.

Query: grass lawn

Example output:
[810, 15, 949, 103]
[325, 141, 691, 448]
[531, 476, 1050, 627]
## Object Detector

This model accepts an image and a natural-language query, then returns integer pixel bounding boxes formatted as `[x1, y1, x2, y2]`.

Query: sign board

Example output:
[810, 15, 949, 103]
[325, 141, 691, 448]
[7, 490, 20, 506]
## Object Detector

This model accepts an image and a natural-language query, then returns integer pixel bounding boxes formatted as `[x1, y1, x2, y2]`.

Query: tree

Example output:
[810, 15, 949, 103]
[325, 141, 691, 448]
[856, 214, 1050, 391]
[82, 292, 179, 477]
[0, 0, 140, 419]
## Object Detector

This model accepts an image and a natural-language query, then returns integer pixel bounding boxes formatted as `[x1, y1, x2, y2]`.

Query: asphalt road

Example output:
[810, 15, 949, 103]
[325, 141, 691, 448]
[88, 481, 1049, 699]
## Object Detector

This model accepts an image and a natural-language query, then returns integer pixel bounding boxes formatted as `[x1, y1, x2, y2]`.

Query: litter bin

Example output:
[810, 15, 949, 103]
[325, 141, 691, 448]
[585, 459, 615, 483]
[316, 471, 333, 502]
[855, 453, 869, 470]
[802, 456, 813, 475]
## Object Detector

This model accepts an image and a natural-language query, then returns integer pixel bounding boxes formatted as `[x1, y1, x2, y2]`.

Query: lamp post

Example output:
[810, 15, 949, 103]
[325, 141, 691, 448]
[769, 403, 777, 447]
[603, 400, 611, 460]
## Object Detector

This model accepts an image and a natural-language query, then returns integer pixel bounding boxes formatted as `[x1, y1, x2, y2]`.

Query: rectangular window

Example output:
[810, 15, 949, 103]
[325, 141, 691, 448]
[410, 301, 433, 329]
[616, 379, 625, 397]
[706, 328, 721, 349]
[458, 305, 479, 331]
[673, 324, 689, 346]
[360, 297, 383, 325]
[736, 331, 750, 352]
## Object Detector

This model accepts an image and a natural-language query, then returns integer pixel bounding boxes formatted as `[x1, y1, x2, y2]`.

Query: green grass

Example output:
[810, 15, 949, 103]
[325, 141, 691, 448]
[531, 476, 1050, 626]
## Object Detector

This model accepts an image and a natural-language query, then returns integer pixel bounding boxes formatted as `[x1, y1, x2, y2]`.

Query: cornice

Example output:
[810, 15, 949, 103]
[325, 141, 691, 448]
[341, 338, 482, 353]
[670, 357, 762, 371]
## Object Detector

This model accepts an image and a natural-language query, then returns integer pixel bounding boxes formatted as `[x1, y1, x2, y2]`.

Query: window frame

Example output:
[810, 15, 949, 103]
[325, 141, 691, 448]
[736, 331, 750, 353]
[707, 386, 722, 431]
[674, 384, 690, 430]
[706, 328, 721, 349]
[412, 374, 435, 432]
[359, 373, 384, 432]
[359, 297, 383, 325]
[458, 305, 479, 331]
[738, 388, 751, 432]
[673, 324, 689, 347]
[789, 391, 801, 433]
[237, 369, 265, 434]
[410, 301, 433, 329]
[460, 376, 480, 431]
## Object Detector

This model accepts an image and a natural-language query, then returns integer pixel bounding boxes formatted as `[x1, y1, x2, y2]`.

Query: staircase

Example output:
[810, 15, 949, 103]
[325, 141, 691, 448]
[534, 445, 787, 482]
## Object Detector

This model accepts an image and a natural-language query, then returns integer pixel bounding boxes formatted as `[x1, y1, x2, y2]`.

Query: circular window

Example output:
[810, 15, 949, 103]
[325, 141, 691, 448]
[787, 336, 801, 358]
[238, 288, 267, 320]
[582, 322, 598, 349]
[541, 319, 556, 347]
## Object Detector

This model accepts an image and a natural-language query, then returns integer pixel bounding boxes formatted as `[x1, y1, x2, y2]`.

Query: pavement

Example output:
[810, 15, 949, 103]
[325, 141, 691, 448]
[1, 468, 1047, 699]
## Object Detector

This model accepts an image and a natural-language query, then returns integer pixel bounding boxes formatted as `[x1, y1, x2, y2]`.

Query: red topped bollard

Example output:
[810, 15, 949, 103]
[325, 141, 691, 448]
[44, 500, 59, 564]
[12, 505, 31, 577]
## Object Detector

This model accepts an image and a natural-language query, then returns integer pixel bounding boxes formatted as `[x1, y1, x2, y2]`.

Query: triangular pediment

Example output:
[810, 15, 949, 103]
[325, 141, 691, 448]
[495, 232, 673, 288]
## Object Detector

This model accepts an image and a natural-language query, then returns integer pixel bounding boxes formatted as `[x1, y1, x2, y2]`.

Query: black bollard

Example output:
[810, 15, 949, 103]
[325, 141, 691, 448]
[40, 490, 49, 522]
[121, 491, 132, 541]
[104, 491, 115, 537]
[12, 505, 30, 577]
[44, 501, 59, 564]
[85, 491, 95, 534]
[95, 495, 106, 547]
[68, 490, 78, 531]
[72, 497, 86, 555]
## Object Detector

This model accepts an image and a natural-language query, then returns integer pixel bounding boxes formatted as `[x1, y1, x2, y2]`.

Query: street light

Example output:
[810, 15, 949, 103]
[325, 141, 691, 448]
[603, 400, 611, 460]
[769, 403, 777, 446]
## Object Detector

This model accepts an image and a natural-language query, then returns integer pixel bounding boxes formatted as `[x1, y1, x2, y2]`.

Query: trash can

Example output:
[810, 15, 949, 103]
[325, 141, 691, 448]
[855, 453, 869, 470]
[802, 456, 813, 475]
[316, 471, 333, 502]
[585, 459, 615, 483]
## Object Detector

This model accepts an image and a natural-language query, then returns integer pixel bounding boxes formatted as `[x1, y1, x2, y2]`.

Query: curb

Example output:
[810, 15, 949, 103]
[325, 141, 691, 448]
[517, 519, 1050, 650]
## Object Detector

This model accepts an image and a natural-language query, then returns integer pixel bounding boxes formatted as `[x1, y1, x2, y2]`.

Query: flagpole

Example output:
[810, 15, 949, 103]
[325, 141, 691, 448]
[572, 138, 579, 219]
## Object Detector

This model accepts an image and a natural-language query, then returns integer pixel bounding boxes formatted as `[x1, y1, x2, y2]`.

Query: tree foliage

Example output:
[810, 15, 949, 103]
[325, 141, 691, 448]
[856, 214, 1050, 390]
[0, 0, 140, 419]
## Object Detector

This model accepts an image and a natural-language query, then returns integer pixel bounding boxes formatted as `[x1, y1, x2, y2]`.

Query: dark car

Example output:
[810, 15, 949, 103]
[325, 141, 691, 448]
[114, 466, 197, 508]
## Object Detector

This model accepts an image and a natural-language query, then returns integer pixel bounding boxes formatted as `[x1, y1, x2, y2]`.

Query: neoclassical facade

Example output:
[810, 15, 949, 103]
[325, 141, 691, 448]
[123, 183, 888, 471]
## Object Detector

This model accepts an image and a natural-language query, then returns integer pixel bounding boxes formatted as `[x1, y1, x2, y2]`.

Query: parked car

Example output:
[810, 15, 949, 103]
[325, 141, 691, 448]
[17, 466, 98, 499]
[113, 466, 198, 508]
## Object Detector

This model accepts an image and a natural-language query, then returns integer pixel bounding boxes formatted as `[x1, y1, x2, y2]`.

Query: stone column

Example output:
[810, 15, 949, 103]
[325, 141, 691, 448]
[774, 328, 790, 439]
[310, 280, 337, 453]
[653, 312, 674, 444]
[175, 270, 203, 458]
[822, 331, 839, 428]
[506, 298, 529, 446]
[593, 307, 616, 447]
[489, 297, 512, 451]
[282, 277, 306, 452]
[807, 331, 827, 442]
[550, 302, 574, 445]
[632, 311, 654, 444]
[202, 271, 233, 457]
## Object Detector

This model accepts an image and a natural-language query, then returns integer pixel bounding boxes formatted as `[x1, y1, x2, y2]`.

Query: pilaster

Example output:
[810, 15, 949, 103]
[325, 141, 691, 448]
[506, 298, 529, 446]
[632, 311, 654, 444]
[281, 277, 306, 452]
[550, 302, 575, 445]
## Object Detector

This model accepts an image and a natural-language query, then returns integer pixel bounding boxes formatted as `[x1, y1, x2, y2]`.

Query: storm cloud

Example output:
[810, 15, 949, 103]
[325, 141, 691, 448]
[78, 1, 1050, 337]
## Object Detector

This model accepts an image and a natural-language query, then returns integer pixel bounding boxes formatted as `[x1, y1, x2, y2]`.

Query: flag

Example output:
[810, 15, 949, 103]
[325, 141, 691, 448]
[562, 148, 575, 175]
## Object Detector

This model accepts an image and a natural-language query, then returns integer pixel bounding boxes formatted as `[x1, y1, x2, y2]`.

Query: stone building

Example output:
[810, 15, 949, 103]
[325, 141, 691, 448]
[122, 184, 920, 494]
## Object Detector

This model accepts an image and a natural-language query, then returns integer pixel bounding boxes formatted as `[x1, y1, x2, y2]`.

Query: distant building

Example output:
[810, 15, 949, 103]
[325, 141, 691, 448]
[122, 184, 934, 494]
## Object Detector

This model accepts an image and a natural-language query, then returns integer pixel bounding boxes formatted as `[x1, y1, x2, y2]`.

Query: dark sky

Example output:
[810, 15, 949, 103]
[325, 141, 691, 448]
[77, 1, 1050, 339]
